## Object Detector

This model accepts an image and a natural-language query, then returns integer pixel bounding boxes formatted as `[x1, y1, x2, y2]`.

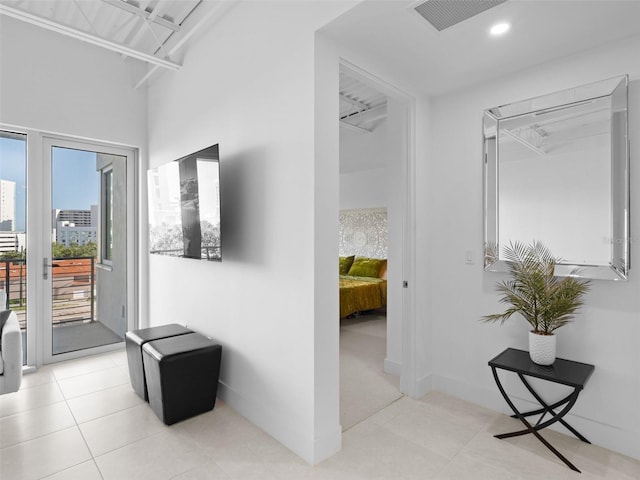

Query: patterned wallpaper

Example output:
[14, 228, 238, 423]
[339, 208, 388, 259]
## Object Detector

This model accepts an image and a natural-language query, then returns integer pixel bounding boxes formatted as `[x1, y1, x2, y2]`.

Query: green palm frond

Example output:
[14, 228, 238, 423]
[481, 241, 590, 334]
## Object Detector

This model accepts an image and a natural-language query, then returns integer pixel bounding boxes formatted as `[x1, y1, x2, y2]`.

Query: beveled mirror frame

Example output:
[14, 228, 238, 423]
[483, 75, 629, 281]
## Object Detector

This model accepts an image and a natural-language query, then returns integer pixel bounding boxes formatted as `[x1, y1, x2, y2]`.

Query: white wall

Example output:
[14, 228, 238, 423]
[340, 119, 389, 171]
[323, 16, 640, 461]
[96, 154, 128, 339]
[147, 1, 354, 465]
[425, 35, 640, 460]
[0, 16, 147, 147]
[339, 120, 389, 210]
[339, 168, 388, 210]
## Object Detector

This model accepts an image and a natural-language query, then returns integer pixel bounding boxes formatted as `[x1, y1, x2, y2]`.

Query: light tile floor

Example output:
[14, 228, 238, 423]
[340, 311, 401, 430]
[1, 349, 640, 479]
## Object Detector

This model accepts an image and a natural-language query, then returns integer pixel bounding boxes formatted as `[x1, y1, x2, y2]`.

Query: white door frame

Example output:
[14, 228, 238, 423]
[338, 59, 419, 397]
[41, 135, 137, 364]
[0, 124, 139, 367]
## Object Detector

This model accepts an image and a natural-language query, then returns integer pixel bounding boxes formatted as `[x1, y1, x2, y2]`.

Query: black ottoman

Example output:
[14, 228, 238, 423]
[142, 333, 222, 425]
[125, 324, 192, 400]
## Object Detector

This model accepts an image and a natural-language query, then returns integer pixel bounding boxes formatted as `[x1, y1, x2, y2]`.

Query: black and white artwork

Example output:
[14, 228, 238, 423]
[148, 145, 221, 261]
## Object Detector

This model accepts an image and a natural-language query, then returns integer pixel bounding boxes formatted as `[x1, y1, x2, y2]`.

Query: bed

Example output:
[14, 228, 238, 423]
[339, 256, 387, 318]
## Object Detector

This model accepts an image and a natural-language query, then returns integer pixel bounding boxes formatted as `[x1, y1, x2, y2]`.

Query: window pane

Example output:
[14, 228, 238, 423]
[0, 131, 27, 364]
[103, 169, 113, 261]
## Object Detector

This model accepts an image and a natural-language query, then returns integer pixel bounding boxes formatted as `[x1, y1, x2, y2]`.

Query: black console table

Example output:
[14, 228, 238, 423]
[488, 348, 595, 473]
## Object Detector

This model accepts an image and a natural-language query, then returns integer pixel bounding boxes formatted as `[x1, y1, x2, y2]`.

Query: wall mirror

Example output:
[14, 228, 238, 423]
[483, 75, 629, 281]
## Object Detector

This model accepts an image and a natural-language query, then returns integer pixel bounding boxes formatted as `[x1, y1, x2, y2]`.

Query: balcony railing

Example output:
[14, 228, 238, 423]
[0, 256, 96, 330]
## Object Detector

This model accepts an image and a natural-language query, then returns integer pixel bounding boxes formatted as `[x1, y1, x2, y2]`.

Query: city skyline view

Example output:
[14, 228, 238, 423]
[0, 136, 99, 233]
[0, 135, 26, 231]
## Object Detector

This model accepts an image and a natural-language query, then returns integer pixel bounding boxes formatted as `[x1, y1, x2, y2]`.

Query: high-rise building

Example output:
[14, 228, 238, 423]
[52, 208, 93, 227]
[0, 179, 16, 231]
[52, 206, 98, 246]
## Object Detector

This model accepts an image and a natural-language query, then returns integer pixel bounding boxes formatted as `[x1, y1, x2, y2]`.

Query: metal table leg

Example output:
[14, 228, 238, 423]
[491, 366, 582, 473]
[516, 373, 590, 443]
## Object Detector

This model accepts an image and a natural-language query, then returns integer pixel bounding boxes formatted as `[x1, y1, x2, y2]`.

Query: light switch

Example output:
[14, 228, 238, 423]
[465, 250, 475, 265]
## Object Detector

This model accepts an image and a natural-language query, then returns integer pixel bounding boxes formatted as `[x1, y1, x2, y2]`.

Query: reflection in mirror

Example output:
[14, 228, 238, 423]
[483, 76, 629, 280]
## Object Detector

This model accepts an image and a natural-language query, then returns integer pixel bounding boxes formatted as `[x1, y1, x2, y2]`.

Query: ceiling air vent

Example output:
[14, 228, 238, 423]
[413, 0, 508, 31]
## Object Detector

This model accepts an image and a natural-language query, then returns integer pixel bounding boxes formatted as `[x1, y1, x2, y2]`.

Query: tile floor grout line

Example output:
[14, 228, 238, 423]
[6, 340, 640, 478]
[55, 351, 146, 466]
[58, 369, 106, 479]
[0, 424, 79, 453]
[342, 393, 406, 433]
[52, 365, 127, 386]
[57, 360, 117, 480]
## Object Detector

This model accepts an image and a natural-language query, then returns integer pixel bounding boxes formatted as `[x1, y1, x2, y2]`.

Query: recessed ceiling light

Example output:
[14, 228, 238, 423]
[490, 22, 510, 36]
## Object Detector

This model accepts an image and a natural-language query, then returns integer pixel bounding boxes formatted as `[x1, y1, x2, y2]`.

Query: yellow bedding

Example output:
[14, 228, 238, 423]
[339, 275, 387, 318]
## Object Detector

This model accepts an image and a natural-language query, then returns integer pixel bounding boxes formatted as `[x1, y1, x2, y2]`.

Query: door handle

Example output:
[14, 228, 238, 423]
[43, 257, 52, 280]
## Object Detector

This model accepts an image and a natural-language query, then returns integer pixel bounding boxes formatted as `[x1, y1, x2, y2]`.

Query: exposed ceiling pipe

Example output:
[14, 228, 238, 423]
[119, 0, 157, 59]
[339, 121, 372, 134]
[339, 93, 371, 112]
[340, 104, 387, 123]
[0, 3, 181, 71]
[134, 1, 236, 88]
[102, 0, 181, 32]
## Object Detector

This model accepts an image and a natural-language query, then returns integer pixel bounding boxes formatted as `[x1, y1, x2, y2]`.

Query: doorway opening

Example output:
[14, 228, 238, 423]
[338, 63, 412, 430]
[43, 137, 136, 363]
[0, 128, 138, 366]
[48, 144, 128, 355]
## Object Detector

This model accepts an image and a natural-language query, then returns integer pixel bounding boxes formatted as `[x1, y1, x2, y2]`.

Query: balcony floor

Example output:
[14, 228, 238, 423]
[52, 321, 123, 355]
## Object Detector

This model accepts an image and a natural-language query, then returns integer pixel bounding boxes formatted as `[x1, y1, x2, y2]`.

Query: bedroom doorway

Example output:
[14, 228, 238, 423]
[338, 62, 414, 430]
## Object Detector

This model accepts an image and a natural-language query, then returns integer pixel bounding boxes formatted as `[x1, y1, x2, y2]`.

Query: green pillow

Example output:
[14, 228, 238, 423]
[347, 257, 385, 278]
[339, 255, 355, 275]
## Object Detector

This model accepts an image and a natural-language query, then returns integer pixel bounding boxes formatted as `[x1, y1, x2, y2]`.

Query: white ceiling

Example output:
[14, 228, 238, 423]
[0, 0, 231, 86]
[321, 0, 640, 97]
[340, 70, 387, 133]
[1, 0, 201, 56]
[4, 1, 640, 95]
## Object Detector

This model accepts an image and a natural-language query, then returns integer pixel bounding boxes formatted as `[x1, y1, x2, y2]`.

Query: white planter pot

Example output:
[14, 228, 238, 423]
[529, 331, 556, 365]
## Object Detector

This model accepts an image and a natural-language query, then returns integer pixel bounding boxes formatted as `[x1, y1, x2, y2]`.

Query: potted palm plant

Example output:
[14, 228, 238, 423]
[482, 241, 590, 365]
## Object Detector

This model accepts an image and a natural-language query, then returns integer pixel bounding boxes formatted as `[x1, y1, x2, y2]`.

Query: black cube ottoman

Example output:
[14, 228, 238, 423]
[125, 324, 192, 400]
[142, 332, 222, 425]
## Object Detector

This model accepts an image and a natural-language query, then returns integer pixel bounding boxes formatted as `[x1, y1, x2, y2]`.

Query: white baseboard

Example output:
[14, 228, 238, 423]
[415, 373, 432, 398]
[430, 374, 640, 461]
[217, 381, 341, 465]
[385, 361, 433, 399]
[313, 424, 342, 464]
[384, 358, 402, 376]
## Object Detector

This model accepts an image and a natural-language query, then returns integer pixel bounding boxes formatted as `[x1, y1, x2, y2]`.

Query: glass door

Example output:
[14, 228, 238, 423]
[43, 137, 134, 362]
[0, 131, 28, 364]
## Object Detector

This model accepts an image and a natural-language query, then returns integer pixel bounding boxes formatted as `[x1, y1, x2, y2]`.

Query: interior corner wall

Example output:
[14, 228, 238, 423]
[0, 16, 147, 148]
[146, 1, 354, 465]
[425, 35, 640, 460]
[314, 32, 343, 464]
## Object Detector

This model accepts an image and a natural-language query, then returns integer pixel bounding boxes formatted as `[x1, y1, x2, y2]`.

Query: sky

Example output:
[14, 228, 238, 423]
[52, 147, 99, 211]
[0, 136, 98, 232]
